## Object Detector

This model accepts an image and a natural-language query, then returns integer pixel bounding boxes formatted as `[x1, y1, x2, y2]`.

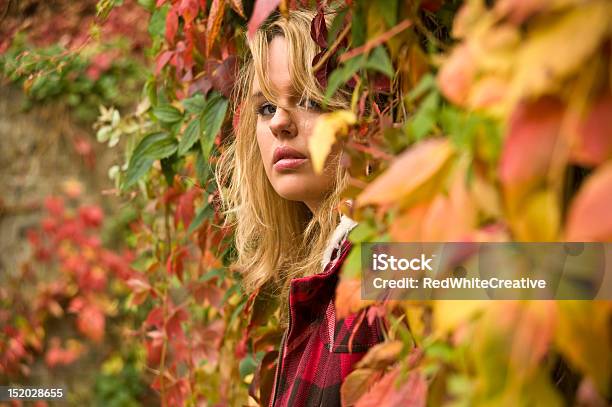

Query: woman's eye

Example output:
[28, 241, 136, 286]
[299, 99, 321, 111]
[257, 103, 276, 116]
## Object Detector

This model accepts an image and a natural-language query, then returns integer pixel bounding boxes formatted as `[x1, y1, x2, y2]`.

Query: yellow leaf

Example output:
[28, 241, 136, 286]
[309, 110, 356, 174]
[555, 301, 611, 397]
[511, 188, 561, 241]
[355, 340, 404, 370]
[356, 138, 455, 208]
[433, 300, 486, 338]
[511, 1, 611, 101]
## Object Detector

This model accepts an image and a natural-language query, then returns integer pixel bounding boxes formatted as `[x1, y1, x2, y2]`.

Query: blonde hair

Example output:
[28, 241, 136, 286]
[215, 8, 350, 324]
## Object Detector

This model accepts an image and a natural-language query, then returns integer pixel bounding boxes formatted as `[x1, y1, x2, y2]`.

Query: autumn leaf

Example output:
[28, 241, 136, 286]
[499, 97, 566, 212]
[355, 340, 403, 370]
[511, 188, 561, 241]
[247, 0, 281, 39]
[76, 304, 105, 343]
[229, 0, 245, 18]
[206, 0, 226, 56]
[555, 301, 611, 397]
[354, 367, 427, 407]
[565, 162, 612, 241]
[437, 44, 476, 106]
[356, 138, 455, 208]
[309, 110, 356, 174]
[510, 1, 610, 101]
[569, 93, 612, 166]
[335, 278, 373, 319]
[433, 300, 486, 338]
[341, 368, 384, 407]
[165, 8, 179, 44]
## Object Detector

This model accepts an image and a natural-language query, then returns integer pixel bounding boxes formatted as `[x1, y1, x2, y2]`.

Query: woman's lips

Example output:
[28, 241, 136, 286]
[272, 145, 308, 171]
[273, 157, 308, 170]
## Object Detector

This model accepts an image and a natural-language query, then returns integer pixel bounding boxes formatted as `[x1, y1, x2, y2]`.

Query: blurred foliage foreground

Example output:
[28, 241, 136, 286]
[1, 0, 611, 406]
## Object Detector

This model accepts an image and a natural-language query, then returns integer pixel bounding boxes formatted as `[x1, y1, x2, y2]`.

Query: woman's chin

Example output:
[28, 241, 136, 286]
[272, 179, 327, 204]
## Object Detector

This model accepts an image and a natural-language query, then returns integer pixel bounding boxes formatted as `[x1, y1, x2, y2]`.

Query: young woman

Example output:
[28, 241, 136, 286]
[216, 8, 384, 407]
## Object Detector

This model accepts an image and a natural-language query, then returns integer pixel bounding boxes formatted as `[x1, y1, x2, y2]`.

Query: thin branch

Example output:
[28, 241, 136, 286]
[312, 22, 352, 73]
[339, 19, 413, 63]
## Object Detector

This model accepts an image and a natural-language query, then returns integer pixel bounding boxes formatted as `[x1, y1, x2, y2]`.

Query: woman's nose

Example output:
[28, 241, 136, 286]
[269, 107, 297, 139]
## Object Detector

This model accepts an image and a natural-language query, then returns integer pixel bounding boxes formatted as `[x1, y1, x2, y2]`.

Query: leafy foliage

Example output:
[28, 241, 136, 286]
[1, 0, 611, 406]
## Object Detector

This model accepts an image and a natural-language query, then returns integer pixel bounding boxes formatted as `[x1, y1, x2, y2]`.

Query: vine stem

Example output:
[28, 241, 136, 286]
[158, 285, 169, 407]
[312, 22, 352, 73]
[338, 19, 412, 63]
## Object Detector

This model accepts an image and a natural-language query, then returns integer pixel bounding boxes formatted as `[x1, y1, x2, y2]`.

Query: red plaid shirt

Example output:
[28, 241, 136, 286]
[269, 239, 384, 407]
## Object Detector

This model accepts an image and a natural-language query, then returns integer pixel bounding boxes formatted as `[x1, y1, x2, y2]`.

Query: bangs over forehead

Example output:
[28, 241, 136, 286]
[247, 10, 346, 109]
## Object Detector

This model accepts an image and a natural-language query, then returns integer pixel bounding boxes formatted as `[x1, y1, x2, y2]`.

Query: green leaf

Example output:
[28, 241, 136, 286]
[153, 104, 183, 124]
[200, 94, 228, 158]
[349, 222, 376, 243]
[195, 150, 210, 186]
[188, 203, 213, 235]
[405, 91, 440, 141]
[148, 4, 169, 37]
[160, 153, 180, 186]
[327, 8, 348, 46]
[182, 93, 206, 114]
[365, 46, 394, 78]
[325, 55, 366, 100]
[376, 0, 397, 27]
[407, 73, 435, 103]
[351, 1, 366, 47]
[178, 118, 201, 156]
[123, 132, 177, 189]
[239, 351, 265, 380]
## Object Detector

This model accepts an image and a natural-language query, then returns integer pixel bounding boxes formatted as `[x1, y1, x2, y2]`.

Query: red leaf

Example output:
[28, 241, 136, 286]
[166, 247, 188, 281]
[79, 205, 104, 228]
[166, 9, 179, 44]
[247, 0, 281, 39]
[146, 306, 165, 329]
[310, 8, 328, 48]
[45, 338, 83, 368]
[156, 50, 175, 74]
[566, 162, 612, 241]
[210, 55, 238, 97]
[499, 97, 565, 202]
[178, 0, 199, 24]
[355, 367, 427, 407]
[166, 307, 188, 338]
[44, 196, 64, 217]
[570, 93, 612, 166]
[174, 188, 198, 228]
[145, 332, 164, 366]
[77, 304, 105, 343]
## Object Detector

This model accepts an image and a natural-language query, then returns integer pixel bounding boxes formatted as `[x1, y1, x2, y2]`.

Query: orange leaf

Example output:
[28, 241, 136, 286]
[437, 43, 476, 106]
[77, 304, 105, 343]
[565, 162, 612, 241]
[355, 367, 427, 407]
[229, 0, 245, 18]
[355, 341, 403, 370]
[356, 138, 455, 208]
[341, 368, 384, 407]
[206, 0, 226, 56]
[335, 278, 373, 319]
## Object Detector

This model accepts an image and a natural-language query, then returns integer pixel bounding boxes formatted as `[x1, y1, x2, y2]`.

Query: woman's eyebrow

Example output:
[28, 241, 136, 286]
[251, 91, 265, 100]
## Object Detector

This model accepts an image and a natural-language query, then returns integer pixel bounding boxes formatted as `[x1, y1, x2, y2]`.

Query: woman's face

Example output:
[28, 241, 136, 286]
[252, 36, 338, 212]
